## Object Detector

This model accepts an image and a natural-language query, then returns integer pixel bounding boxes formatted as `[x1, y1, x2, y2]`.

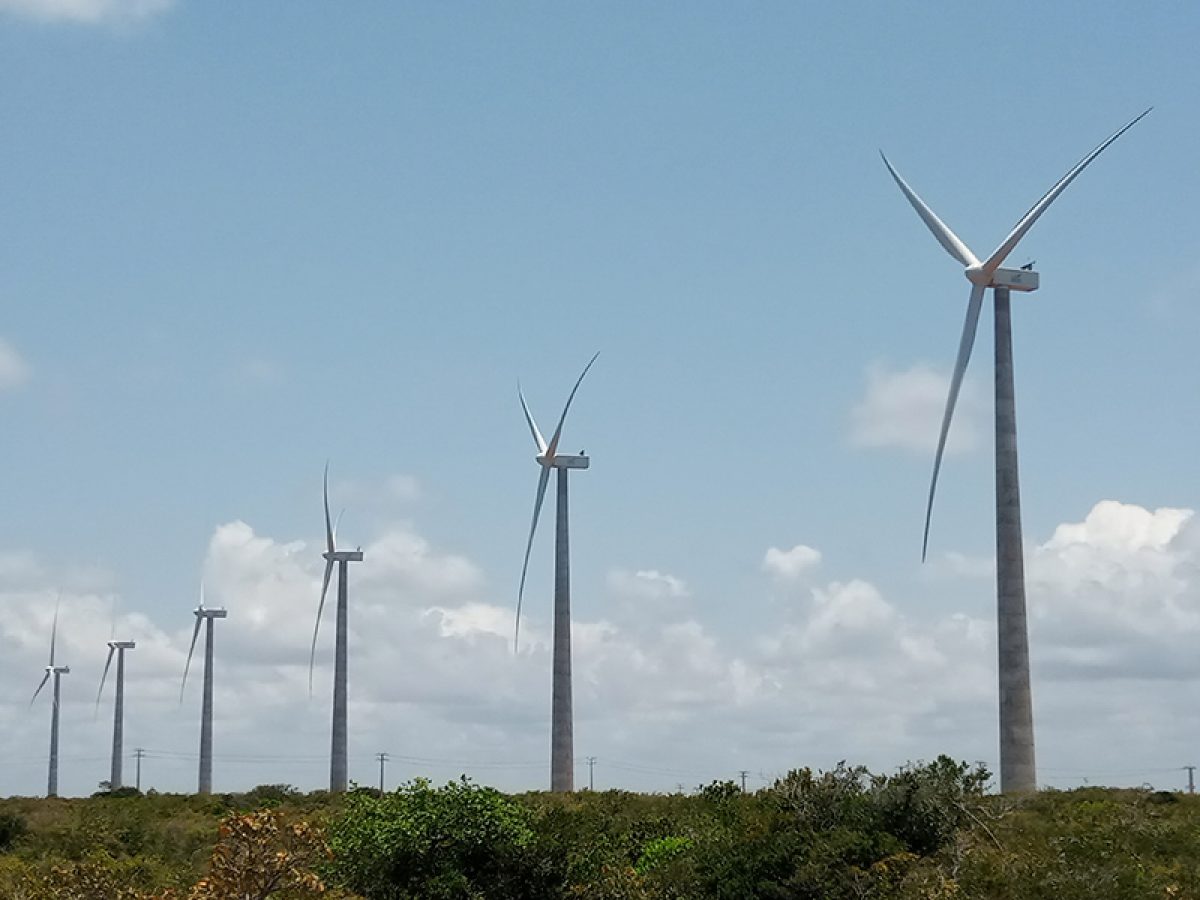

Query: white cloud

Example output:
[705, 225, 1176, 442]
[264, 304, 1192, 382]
[0, 338, 30, 391]
[607, 568, 690, 601]
[0, 0, 172, 23]
[849, 362, 979, 455]
[763, 544, 821, 580]
[385, 474, 422, 502]
[5, 500, 1200, 797]
[1028, 500, 1200, 678]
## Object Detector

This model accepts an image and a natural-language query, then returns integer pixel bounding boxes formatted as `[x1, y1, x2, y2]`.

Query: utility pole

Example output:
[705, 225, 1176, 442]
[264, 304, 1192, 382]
[376, 752, 389, 793]
[738, 770, 749, 792]
[134, 748, 145, 792]
[585, 756, 596, 791]
[1185, 765, 1195, 795]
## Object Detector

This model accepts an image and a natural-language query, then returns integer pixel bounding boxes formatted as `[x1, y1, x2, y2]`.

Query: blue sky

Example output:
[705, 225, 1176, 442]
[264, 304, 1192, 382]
[0, 0, 1198, 796]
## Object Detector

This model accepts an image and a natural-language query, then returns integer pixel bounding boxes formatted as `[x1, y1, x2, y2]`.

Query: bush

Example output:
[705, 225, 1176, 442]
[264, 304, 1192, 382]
[0, 811, 27, 852]
[326, 777, 562, 899]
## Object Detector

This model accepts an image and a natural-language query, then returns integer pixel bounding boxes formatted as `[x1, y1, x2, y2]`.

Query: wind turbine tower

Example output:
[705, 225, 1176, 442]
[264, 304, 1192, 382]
[310, 463, 364, 794]
[516, 352, 599, 793]
[31, 602, 69, 798]
[97, 639, 136, 790]
[881, 109, 1149, 792]
[181, 585, 228, 795]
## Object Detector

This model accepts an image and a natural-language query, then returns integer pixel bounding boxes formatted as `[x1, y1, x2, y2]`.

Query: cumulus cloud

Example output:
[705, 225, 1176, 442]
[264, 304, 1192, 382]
[849, 362, 979, 455]
[0, 338, 30, 392]
[3, 499, 1200, 797]
[763, 544, 821, 580]
[1029, 500, 1200, 679]
[607, 568, 690, 601]
[0, 0, 172, 23]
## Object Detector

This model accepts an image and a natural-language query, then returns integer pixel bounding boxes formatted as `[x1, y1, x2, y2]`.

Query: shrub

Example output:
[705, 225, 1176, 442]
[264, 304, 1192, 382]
[326, 777, 562, 899]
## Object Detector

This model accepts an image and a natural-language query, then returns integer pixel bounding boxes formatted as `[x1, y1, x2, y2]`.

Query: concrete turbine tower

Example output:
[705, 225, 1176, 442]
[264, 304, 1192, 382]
[309, 462, 363, 794]
[881, 109, 1150, 793]
[181, 582, 227, 795]
[31, 599, 70, 798]
[516, 352, 599, 793]
[96, 637, 136, 791]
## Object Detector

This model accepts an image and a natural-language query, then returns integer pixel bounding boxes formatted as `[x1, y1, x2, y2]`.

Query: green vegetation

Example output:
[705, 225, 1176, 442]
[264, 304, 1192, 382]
[1, 760, 1199, 898]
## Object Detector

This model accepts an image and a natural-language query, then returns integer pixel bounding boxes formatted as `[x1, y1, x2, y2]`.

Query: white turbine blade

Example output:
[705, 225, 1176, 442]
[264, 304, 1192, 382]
[923, 283, 986, 562]
[515, 466, 552, 653]
[30, 671, 50, 706]
[982, 108, 1151, 277]
[881, 152, 979, 269]
[333, 509, 345, 549]
[545, 351, 600, 459]
[96, 646, 115, 712]
[180, 615, 202, 702]
[49, 595, 60, 667]
[309, 558, 335, 696]
[323, 461, 336, 554]
[518, 384, 548, 454]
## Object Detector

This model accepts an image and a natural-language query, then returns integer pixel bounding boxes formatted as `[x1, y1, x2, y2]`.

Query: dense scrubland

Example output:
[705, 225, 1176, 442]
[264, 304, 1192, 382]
[0, 757, 1197, 899]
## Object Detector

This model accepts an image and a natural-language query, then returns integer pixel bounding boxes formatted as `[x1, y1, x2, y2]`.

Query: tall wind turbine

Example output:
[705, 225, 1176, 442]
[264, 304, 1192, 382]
[181, 583, 227, 795]
[97, 635, 136, 791]
[31, 600, 69, 798]
[882, 109, 1150, 793]
[309, 462, 363, 794]
[516, 352, 599, 793]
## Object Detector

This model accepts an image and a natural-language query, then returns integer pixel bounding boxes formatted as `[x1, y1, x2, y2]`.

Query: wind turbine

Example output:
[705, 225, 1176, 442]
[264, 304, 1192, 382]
[31, 599, 69, 798]
[181, 582, 227, 795]
[309, 462, 363, 794]
[516, 352, 599, 793]
[96, 633, 136, 791]
[881, 108, 1150, 793]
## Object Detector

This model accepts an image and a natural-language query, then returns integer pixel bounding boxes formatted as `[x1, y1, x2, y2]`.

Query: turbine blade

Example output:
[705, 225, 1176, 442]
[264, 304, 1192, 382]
[982, 108, 1151, 277]
[309, 558, 335, 696]
[333, 509, 345, 549]
[96, 646, 115, 712]
[324, 461, 335, 554]
[881, 152, 980, 268]
[30, 672, 50, 706]
[519, 384, 548, 454]
[545, 351, 600, 459]
[923, 283, 986, 562]
[180, 614, 202, 703]
[515, 466, 552, 652]
[49, 595, 60, 667]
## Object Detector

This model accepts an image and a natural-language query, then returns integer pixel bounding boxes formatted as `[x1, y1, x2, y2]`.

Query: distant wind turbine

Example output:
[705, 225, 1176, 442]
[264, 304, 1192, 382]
[96, 632, 136, 791]
[881, 108, 1150, 793]
[516, 352, 599, 793]
[309, 462, 363, 794]
[31, 598, 69, 798]
[181, 581, 227, 795]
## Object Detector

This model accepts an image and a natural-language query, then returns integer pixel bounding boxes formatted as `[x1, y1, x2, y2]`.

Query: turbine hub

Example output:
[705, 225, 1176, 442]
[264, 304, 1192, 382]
[965, 264, 990, 287]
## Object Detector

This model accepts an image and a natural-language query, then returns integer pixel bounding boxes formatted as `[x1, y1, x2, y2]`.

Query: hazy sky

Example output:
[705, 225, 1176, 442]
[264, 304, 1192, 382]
[1, 0, 1198, 797]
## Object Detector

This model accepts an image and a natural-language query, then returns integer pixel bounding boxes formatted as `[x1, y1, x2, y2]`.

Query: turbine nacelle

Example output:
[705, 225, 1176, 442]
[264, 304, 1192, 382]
[323, 549, 364, 562]
[45, 666, 70, 675]
[107, 640, 136, 650]
[193, 607, 228, 620]
[965, 264, 1040, 292]
[536, 453, 590, 470]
